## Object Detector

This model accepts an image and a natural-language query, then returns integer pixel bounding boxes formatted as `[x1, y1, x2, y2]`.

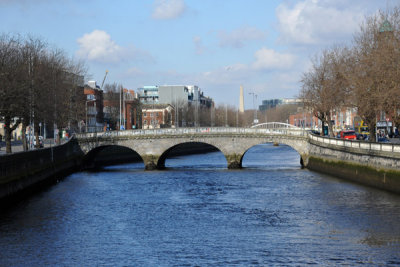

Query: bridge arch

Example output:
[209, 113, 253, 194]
[82, 144, 143, 169]
[157, 141, 224, 169]
[239, 140, 306, 168]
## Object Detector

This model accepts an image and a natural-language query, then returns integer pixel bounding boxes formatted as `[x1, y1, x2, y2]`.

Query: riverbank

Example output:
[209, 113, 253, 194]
[0, 139, 83, 207]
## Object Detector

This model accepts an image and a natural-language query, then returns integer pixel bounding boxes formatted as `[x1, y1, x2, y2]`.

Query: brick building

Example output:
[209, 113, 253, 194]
[142, 104, 174, 129]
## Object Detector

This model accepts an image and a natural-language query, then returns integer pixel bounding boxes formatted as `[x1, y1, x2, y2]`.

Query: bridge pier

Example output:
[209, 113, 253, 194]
[300, 154, 309, 168]
[226, 154, 242, 169]
[142, 155, 161, 170]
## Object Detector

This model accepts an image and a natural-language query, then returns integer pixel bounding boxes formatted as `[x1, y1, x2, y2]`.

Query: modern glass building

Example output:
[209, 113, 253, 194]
[138, 85, 212, 108]
[259, 98, 302, 111]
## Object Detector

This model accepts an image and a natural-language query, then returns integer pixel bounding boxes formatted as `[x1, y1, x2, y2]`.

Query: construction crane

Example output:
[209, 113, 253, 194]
[100, 70, 109, 90]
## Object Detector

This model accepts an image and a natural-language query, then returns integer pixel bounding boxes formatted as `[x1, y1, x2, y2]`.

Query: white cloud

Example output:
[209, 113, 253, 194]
[252, 48, 295, 70]
[276, 0, 364, 45]
[218, 26, 266, 48]
[76, 30, 124, 63]
[76, 30, 153, 64]
[152, 0, 186, 20]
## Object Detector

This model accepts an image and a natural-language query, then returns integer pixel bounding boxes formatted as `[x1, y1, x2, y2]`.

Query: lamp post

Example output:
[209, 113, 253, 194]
[225, 104, 228, 127]
[249, 92, 258, 125]
[152, 96, 156, 129]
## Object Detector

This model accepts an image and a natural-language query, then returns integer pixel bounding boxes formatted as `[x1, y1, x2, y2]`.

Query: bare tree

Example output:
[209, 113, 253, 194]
[103, 83, 122, 130]
[300, 47, 350, 137]
[349, 9, 400, 141]
[0, 34, 87, 152]
[0, 35, 25, 153]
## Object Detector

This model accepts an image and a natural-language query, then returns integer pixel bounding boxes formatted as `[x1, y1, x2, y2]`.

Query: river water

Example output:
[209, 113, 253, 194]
[1, 144, 400, 266]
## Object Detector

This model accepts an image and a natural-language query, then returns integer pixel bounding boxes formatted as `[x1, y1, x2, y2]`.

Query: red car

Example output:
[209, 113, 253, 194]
[340, 130, 357, 140]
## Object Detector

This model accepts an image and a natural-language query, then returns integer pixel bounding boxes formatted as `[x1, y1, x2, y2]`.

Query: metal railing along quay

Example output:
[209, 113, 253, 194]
[309, 134, 400, 154]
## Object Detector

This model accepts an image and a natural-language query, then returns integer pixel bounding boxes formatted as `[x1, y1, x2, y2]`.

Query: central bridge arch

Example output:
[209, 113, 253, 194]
[157, 142, 222, 169]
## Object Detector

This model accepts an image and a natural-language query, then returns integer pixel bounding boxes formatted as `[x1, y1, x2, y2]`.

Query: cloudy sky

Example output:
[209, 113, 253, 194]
[0, 0, 394, 109]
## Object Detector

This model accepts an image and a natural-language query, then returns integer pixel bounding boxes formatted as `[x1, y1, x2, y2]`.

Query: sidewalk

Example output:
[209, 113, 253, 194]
[0, 139, 64, 155]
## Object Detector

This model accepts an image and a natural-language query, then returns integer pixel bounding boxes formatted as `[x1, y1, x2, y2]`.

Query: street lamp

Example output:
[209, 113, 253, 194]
[152, 96, 155, 129]
[249, 92, 258, 125]
[85, 99, 96, 133]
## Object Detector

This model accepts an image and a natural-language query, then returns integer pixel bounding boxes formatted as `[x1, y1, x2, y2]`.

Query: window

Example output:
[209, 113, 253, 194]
[156, 112, 159, 117]
[143, 112, 147, 117]
[144, 120, 147, 125]
[150, 113, 154, 117]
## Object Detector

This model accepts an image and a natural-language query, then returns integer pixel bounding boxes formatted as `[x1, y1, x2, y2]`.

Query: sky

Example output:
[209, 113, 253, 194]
[0, 0, 395, 109]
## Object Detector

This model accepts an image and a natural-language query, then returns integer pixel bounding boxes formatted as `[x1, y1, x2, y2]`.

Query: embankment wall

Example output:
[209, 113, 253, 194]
[0, 139, 83, 204]
[307, 137, 400, 194]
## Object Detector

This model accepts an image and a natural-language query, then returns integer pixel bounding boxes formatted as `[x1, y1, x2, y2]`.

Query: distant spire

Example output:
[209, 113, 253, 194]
[379, 19, 393, 33]
[239, 85, 244, 113]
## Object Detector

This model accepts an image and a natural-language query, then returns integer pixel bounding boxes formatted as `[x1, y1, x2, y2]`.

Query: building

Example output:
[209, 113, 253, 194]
[122, 89, 140, 130]
[142, 104, 174, 129]
[84, 81, 104, 133]
[138, 85, 213, 127]
[103, 88, 141, 130]
[289, 108, 319, 129]
[138, 85, 159, 104]
[259, 98, 302, 111]
[138, 85, 213, 108]
[289, 107, 359, 132]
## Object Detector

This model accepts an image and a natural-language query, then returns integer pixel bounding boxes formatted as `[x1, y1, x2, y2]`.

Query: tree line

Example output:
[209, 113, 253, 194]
[300, 7, 400, 142]
[0, 34, 86, 153]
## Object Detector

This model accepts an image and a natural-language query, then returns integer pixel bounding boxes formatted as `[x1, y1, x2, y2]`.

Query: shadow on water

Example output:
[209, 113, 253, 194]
[165, 143, 302, 170]
[100, 143, 302, 171]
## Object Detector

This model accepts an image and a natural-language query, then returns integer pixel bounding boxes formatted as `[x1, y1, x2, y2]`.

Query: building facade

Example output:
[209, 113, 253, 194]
[142, 104, 174, 129]
[138, 85, 213, 108]
[259, 98, 302, 111]
[84, 82, 104, 133]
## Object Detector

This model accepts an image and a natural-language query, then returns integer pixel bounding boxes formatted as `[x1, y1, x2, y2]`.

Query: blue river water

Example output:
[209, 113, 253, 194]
[1, 144, 400, 266]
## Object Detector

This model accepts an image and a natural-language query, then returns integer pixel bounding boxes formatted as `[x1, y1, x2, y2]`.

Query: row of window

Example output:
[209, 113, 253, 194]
[143, 120, 159, 125]
[143, 112, 159, 117]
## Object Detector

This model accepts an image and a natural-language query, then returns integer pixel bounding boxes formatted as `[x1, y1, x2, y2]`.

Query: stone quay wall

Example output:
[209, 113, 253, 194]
[307, 135, 400, 194]
[0, 139, 83, 204]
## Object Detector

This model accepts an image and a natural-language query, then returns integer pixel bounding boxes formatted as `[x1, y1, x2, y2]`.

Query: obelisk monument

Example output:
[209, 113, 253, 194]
[239, 85, 245, 113]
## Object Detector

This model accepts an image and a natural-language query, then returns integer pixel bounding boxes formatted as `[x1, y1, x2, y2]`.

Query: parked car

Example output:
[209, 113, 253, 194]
[28, 135, 44, 148]
[378, 137, 390, 143]
[310, 130, 320, 135]
[339, 130, 357, 140]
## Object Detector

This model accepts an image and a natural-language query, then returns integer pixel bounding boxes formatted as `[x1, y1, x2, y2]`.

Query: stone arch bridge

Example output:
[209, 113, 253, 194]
[75, 123, 309, 170]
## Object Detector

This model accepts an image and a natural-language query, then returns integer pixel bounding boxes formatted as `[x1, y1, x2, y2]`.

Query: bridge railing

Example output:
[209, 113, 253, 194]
[251, 122, 301, 129]
[309, 133, 400, 153]
[75, 127, 308, 139]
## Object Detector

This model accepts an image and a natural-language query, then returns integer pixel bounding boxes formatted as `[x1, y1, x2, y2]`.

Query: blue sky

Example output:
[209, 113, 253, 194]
[0, 0, 393, 109]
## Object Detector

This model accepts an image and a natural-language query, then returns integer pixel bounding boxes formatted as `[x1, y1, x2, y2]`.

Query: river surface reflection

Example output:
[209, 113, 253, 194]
[1, 144, 400, 266]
